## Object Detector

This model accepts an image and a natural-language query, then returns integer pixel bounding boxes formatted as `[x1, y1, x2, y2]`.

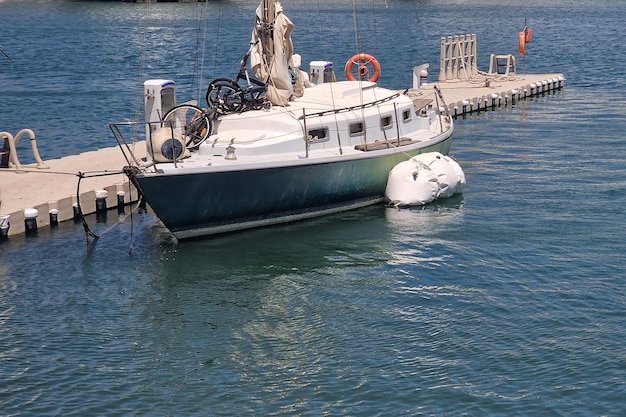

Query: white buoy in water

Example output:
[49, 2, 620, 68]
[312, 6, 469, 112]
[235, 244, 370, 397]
[385, 152, 465, 207]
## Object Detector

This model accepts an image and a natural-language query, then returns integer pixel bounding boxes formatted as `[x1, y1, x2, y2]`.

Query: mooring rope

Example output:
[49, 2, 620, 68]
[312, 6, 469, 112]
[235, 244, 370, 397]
[75, 172, 99, 249]
[3, 168, 125, 177]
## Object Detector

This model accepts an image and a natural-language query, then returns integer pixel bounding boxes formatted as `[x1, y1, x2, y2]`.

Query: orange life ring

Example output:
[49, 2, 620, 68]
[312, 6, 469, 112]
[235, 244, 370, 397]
[345, 53, 381, 82]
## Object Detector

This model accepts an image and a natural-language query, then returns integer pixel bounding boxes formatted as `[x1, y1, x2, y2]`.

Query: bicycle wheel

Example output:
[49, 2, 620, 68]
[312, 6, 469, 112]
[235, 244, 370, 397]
[206, 78, 244, 114]
[163, 104, 213, 149]
[246, 85, 269, 110]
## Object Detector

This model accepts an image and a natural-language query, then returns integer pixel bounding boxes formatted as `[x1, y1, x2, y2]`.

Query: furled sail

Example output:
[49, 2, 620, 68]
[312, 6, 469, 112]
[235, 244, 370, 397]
[250, 0, 295, 106]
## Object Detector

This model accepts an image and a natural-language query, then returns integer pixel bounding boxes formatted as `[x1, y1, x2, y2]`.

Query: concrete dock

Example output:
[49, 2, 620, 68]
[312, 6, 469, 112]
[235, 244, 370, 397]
[422, 72, 565, 116]
[0, 144, 144, 236]
[0, 71, 564, 238]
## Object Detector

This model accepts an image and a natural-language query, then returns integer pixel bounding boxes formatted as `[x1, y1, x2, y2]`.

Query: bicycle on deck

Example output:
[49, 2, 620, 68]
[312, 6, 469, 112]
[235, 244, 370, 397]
[161, 104, 216, 150]
[205, 41, 270, 114]
[160, 43, 269, 149]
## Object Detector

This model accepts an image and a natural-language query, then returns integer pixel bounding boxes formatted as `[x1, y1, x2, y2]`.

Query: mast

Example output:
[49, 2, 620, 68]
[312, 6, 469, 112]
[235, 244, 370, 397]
[251, 0, 294, 106]
[260, 0, 276, 72]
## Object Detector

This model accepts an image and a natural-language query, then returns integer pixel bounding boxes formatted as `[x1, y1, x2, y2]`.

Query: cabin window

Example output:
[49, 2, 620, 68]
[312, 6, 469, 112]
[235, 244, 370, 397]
[402, 109, 412, 122]
[380, 115, 393, 130]
[349, 121, 364, 136]
[307, 127, 329, 143]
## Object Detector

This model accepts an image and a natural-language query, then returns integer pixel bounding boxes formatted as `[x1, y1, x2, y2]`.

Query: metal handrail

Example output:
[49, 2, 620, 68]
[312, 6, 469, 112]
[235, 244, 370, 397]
[0, 129, 49, 170]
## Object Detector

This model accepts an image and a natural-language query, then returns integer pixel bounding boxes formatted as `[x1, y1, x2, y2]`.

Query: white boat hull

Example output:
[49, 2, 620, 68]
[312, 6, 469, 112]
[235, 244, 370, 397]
[132, 129, 452, 239]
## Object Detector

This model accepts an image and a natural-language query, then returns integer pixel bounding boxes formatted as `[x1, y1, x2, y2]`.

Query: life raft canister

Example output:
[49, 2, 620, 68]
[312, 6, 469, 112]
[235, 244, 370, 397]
[345, 53, 381, 82]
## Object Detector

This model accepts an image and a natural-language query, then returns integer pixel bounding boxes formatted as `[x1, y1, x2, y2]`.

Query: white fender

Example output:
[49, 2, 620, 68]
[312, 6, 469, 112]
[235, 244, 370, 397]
[443, 154, 466, 195]
[385, 159, 439, 206]
[386, 152, 466, 207]
[147, 127, 188, 163]
[412, 152, 464, 198]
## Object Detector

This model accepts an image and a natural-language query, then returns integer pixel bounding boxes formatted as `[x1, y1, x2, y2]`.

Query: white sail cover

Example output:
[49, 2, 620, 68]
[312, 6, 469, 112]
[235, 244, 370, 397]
[250, 0, 295, 106]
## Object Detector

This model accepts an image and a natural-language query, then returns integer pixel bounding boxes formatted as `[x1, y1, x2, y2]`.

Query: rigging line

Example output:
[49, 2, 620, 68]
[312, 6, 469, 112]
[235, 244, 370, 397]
[351, 0, 363, 53]
[308, 0, 334, 80]
[346, 0, 369, 145]
[370, 0, 380, 54]
[190, 1, 211, 104]
[314, 0, 328, 60]
[433, 85, 446, 133]
[190, 3, 203, 103]
[212, 1, 223, 80]
[198, 0, 211, 105]
[135, 1, 152, 124]
[0, 46, 13, 62]
[410, 0, 428, 47]
[303, 0, 340, 151]
[302, 0, 310, 44]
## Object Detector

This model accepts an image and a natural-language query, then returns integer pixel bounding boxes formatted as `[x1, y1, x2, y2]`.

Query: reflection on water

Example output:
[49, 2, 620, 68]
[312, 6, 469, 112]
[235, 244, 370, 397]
[384, 194, 465, 232]
[144, 195, 467, 286]
[124, 200, 471, 408]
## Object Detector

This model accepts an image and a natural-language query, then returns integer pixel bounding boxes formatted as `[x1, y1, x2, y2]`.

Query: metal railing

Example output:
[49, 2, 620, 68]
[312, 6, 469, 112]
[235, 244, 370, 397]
[0, 129, 49, 170]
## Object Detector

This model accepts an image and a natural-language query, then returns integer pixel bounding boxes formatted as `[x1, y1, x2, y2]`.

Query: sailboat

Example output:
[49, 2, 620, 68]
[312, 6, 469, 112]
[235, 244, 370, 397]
[110, 0, 454, 239]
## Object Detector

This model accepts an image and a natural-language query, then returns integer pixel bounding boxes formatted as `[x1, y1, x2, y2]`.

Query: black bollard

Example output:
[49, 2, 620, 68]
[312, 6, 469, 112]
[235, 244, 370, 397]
[117, 191, 125, 215]
[49, 209, 59, 227]
[24, 208, 38, 235]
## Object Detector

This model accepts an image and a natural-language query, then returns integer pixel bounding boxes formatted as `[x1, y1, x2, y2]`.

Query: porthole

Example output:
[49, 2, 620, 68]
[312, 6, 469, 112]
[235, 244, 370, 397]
[307, 127, 329, 143]
[349, 121, 364, 136]
[380, 115, 393, 130]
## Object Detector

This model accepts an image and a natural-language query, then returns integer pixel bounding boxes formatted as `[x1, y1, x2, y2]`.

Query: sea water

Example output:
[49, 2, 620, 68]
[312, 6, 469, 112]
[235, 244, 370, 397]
[1, 0, 625, 415]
